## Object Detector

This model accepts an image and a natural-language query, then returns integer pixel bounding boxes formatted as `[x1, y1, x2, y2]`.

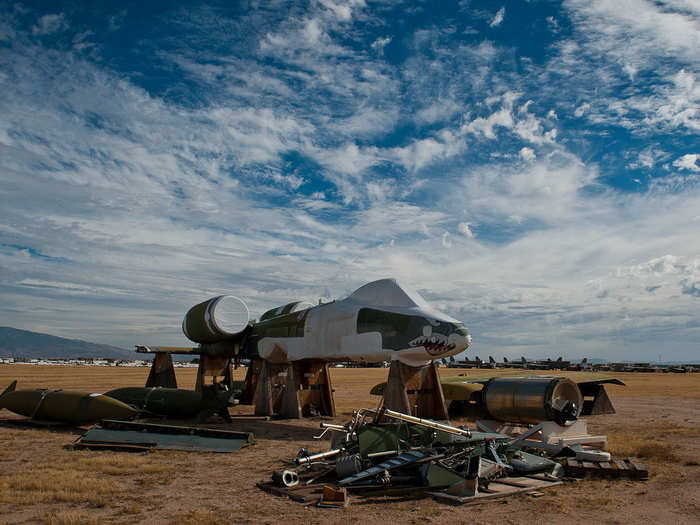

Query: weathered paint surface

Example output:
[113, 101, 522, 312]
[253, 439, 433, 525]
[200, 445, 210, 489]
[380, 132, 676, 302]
[246, 279, 471, 366]
[0, 383, 137, 424]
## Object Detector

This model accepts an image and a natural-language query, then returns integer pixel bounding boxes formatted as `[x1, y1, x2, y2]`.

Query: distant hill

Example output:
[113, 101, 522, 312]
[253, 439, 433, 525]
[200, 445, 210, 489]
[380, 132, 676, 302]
[0, 326, 134, 360]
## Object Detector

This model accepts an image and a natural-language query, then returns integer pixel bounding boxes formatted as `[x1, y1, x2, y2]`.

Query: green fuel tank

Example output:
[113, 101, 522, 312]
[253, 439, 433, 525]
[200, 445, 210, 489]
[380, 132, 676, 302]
[0, 381, 137, 424]
[104, 386, 232, 420]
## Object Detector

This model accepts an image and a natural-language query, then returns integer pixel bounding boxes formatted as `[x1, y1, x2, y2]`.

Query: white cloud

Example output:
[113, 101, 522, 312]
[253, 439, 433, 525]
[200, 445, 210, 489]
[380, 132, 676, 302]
[564, 0, 700, 67]
[462, 106, 514, 139]
[628, 148, 671, 170]
[303, 18, 324, 44]
[32, 13, 67, 35]
[546, 16, 560, 33]
[371, 36, 391, 54]
[489, 7, 505, 28]
[391, 136, 462, 172]
[574, 103, 590, 117]
[458, 222, 474, 237]
[312, 142, 380, 176]
[441, 231, 452, 248]
[414, 99, 461, 125]
[451, 154, 597, 226]
[318, 0, 365, 21]
[673, 153, 700, 172]
[558, 1, 700, 134]
[2, 3, 700, 362]
[519, 147, 536, 162]
[462, 92, 557, 145]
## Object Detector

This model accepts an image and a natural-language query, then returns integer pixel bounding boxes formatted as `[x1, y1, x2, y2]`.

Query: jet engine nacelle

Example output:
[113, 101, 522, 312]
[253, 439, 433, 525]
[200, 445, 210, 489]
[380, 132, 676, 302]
[182, 295, 249, 344]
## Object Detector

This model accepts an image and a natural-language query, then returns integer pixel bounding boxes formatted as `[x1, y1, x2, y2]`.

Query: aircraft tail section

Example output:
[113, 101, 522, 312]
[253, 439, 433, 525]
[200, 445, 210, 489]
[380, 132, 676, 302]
[0, 380, 17, 402]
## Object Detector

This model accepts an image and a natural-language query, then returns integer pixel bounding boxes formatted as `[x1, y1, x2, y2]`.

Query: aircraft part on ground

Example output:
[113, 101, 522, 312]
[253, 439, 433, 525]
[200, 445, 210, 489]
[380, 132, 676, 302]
[183, 295, 249, 343]
[73, 419, 254, 452]
[481, 377, 583, 425]
[104, 385, 232, 420]
[0, 383, 137, 424]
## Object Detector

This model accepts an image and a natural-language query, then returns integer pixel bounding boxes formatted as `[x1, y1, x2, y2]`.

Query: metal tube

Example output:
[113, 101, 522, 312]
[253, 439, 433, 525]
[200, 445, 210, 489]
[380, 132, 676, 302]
[295, 448, 342, 465]
[319, 423, 345, 431]
[380, 408, 472, 437]
[366, 450, 400, 459]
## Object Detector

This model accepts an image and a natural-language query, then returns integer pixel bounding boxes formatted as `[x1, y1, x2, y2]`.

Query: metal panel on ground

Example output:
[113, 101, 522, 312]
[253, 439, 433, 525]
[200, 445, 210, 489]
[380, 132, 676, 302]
[73, 419, 254, 452]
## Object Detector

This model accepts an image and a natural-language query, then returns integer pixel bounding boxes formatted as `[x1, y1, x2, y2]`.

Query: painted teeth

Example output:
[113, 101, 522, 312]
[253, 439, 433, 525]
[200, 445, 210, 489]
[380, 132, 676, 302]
[409, 335, 449, 348]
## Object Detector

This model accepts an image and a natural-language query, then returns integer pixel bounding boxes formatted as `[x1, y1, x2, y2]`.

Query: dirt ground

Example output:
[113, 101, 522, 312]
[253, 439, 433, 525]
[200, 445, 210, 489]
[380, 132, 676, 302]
[0, 365, 699, 524]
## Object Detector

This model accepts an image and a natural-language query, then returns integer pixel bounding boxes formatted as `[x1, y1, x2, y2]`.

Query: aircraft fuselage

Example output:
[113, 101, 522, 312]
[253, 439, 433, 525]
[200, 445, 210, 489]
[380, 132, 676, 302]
[245, 297, 471, 367]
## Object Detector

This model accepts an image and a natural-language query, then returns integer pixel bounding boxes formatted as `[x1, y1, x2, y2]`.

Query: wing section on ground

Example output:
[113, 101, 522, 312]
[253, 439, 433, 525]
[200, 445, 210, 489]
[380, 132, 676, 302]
[371, 371, 625, 417]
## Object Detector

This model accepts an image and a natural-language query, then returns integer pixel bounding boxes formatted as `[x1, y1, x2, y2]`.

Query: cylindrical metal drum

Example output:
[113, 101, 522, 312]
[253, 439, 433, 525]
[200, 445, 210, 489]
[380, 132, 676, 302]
[182, 295, 249, 343]
[336, 454, 362, 478]
[481, 377, 583, 424]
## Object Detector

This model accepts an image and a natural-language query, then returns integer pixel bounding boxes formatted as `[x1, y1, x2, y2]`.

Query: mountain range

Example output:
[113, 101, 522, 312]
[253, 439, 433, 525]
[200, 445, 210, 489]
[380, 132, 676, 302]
[0, 326, 134, 360]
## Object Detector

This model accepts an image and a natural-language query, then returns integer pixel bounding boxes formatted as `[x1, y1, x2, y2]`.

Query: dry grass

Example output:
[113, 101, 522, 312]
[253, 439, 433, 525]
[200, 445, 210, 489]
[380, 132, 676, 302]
[0, 469, 118, 506]
[0, 364, 201, 392]
[43, 510, 100, 525]
[71, 454, 177, 476]
[607, 436, 679, 462]
[171, 509, 232, 525]
[0, 448, 181, 507]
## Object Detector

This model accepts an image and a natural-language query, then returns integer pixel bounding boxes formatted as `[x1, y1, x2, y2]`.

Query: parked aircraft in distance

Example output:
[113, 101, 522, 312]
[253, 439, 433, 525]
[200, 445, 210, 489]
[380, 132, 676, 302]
[501, 356, 572, 370]
[445, 355, 497, 369]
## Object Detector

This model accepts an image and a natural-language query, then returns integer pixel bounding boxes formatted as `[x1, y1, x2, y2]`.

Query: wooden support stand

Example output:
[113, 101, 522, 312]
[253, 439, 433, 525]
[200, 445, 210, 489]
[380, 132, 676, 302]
[580, 383, 616, 415]
[280, 360, 335, 419]
[253, 360, 336, 418]
[145, 353, 178, 388]
[382, 360, 448, 420]
[194, 355, 234, 393]
[254, 361, 289, 416]
[239, 359, 264, 405]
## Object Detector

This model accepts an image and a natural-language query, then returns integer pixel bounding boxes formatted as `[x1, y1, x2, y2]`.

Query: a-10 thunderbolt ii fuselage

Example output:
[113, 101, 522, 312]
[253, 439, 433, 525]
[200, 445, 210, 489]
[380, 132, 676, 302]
[170, 278, 472, 367]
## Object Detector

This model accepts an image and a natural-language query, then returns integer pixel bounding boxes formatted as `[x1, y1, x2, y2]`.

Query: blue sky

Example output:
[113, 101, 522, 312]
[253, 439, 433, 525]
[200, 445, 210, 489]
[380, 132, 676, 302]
[1, 0, 698, 361]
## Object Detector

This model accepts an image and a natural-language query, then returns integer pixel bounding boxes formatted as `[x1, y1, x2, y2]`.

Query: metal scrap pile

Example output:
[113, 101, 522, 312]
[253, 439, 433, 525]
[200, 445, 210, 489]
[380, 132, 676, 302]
[259, 407, 571, 507]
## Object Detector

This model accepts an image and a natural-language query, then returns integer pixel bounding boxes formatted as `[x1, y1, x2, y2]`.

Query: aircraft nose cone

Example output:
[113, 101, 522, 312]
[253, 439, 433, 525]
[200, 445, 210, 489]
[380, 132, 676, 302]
[447, 326, 471, 355]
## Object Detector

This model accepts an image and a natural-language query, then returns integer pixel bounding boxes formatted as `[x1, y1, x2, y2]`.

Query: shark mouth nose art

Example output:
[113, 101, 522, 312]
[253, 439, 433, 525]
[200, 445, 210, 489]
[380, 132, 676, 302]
[408, 333, 456, 356]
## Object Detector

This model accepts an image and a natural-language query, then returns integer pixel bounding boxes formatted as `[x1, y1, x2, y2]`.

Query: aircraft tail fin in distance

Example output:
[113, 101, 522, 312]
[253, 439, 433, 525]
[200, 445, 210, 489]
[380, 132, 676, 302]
[503, 357, 508, 363]
[1, 380, 17, 398]
[556, 356, 562, 362]
[489, 356, 495, 363]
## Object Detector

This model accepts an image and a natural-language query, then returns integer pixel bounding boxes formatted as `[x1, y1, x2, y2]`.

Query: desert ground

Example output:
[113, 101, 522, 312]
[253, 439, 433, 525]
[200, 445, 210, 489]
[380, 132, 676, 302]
[0, 364, 698, 525]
